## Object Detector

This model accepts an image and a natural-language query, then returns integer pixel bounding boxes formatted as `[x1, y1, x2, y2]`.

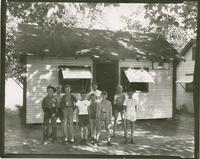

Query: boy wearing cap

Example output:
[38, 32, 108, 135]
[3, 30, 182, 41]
[42, 85, 58, 145]
[60, 84, 77, 143]
[75, 91, 90, 145]
[96, 91, 112, 146]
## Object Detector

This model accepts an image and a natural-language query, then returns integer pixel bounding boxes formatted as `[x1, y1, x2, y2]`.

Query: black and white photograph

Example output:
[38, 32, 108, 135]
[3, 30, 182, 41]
[3, 1, 199, 158]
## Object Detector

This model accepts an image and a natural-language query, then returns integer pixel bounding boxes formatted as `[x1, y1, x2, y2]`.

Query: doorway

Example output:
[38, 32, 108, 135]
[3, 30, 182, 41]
[94, 60, 118, 102]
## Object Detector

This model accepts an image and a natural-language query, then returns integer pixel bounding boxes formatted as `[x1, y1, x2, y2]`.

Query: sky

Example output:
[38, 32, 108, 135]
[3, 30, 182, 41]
[101, 4, 148, 31]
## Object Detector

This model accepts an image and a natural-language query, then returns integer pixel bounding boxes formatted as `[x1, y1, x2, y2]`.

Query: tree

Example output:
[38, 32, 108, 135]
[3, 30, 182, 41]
[143, 2, 197, 51]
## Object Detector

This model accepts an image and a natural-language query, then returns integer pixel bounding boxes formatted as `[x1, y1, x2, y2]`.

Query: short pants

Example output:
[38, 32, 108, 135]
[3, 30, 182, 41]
[114, 104, 125, 112]
[79, 115, 89, 126]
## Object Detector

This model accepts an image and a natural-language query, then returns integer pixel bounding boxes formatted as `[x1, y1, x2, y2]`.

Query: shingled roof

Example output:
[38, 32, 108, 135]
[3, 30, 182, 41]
[16, 23, 179, 61]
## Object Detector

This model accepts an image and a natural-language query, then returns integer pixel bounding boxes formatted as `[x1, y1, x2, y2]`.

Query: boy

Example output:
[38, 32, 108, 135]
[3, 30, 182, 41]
[88, 93, 98, 145]
[96, 91, 112, 146]
[75, 91, 90, 145]
[60, 84, 77, 143]
[42, 85, 58, 145]
[87, 82, 102, 102]
[113, 85, 126, 138]
[123, 89, 138, 144]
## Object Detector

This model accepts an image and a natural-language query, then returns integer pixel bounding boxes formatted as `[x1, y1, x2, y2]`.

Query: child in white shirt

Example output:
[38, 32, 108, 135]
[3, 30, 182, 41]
[124, 89, 138, 144]
[75, 91, 90, 145]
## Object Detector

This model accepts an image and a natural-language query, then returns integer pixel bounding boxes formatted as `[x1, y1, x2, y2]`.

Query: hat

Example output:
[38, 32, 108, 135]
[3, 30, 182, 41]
[47, 85, 56, 93]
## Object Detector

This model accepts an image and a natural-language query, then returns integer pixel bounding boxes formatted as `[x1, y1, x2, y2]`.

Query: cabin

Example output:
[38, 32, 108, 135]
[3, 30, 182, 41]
[16, 24, 179, 124]
[176, 39, 196, 113]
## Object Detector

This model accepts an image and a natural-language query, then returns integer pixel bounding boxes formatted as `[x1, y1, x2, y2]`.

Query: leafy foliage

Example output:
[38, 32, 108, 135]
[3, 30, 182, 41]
[143, 2, 197, 51]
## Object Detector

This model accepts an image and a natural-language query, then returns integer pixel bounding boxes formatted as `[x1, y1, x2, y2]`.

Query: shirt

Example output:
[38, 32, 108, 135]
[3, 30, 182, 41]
[76, 100, 90, 115]
[124, 98, 137, 115]
[60, 94, 77, 109]
[42, 95, 58, 110]
[88, 102, 98, 119]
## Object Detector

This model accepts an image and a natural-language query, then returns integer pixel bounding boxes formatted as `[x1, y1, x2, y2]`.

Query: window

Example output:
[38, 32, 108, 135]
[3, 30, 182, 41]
[58, 66, 91, 93]
[192, 47, 196, 61]
[120, 67, 149, 92]
[185, 83, 193, 92]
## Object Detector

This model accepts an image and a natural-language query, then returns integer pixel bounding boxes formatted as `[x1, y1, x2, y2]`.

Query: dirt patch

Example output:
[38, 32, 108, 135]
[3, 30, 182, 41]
[5, 109, 194, 157]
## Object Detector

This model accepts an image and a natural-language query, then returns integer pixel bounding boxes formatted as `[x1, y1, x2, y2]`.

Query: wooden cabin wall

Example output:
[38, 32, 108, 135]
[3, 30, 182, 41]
[26, 56, 93, 123]
[119, 59, 173, 119]
[176, 45, 195, 113]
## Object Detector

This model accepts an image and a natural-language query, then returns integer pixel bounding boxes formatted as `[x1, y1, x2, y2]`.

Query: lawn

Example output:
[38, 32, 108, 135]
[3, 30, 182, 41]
[5, 108, 194, 157]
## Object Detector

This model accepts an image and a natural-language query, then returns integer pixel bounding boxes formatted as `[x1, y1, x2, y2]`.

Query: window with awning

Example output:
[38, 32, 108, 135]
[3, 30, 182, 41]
[61, 68, 93, 79]
[121, 67, 153, 92]
[59, 66, 92, 93]
[176, 75, 193, 83]
[124, 68, 154, 83]
[176, 74, 193, 92]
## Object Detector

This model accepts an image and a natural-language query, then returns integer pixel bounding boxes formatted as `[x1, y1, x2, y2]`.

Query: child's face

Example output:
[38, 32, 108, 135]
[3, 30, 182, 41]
[65, 87, 71, 93]
[47, 88, 54, 96]
[128, 91, 133, 98]
[81, 93, 86, 100]
[101, 94, 107, 99]
[90, 95, 96, 102]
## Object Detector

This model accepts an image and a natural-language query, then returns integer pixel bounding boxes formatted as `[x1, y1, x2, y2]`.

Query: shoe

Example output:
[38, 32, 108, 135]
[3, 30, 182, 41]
[69, 139, 74, 143]
[130, 140, 136, 144]
[83, 139, 87, 145]
[106, 141, 112, 146]
[124, 139, 128, 144]
[64, 138, 68, 142]
[111, 134, 115, 138]
[95, 139, 99, 146]
[80, 139, 84, 145]
[43, 141, 48, 145]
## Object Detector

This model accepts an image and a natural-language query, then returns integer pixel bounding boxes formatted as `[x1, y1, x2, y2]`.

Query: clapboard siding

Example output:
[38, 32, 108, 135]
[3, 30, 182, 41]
[119, 59, 173, 119]
[176, 44, 195, 113]
[26, 56, 173, 123]
[26, 56, 93, 123]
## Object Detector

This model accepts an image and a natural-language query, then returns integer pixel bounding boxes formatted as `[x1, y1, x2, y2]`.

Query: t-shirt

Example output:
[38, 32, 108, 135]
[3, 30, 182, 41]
[88, 102, 98, 119]
[124, 98, 137, 115]
[76, 100, 90, 115]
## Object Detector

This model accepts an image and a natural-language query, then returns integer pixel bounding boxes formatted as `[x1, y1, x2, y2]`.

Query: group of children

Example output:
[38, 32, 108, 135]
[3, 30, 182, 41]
[42, 82, 138, 146]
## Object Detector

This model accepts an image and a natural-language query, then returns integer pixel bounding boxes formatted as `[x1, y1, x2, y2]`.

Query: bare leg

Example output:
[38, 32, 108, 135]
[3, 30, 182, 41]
[124, 119, 129, 143]
[113, 111, 118, 137]
[106, 123, 111, 142]
[131, 121, 135, 144]
[120, 112, 126, 138]
[96, 122, 101, 142]
[81, 127, 84, 139]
